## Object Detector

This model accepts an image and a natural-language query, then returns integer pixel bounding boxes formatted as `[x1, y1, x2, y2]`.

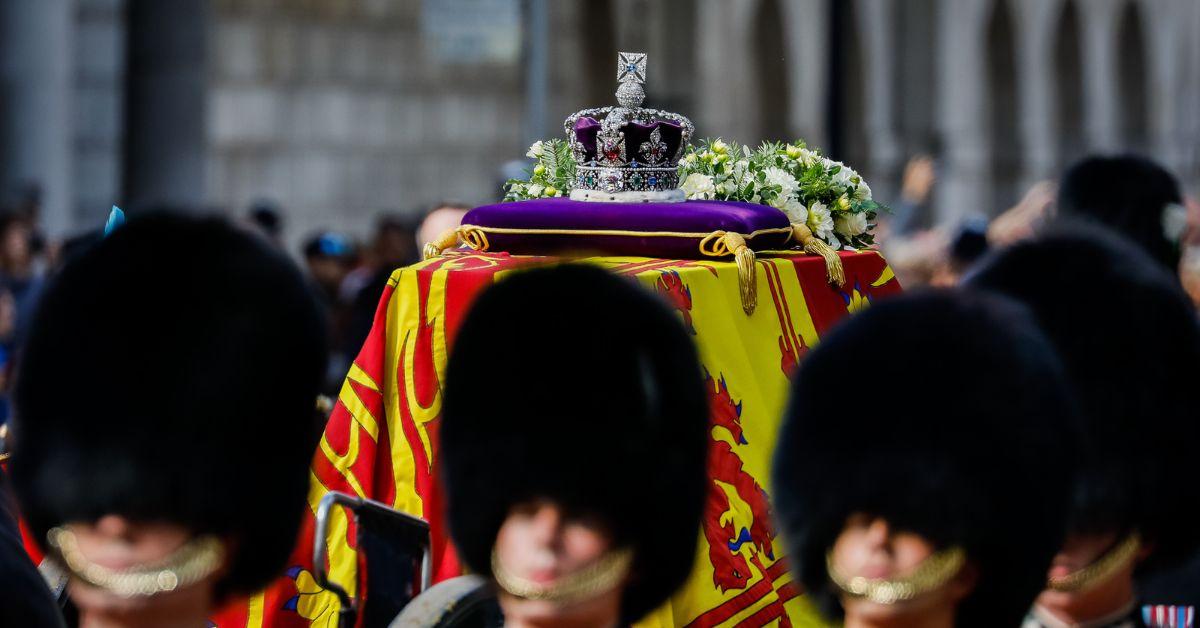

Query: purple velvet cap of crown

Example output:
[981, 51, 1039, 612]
[462, 197, 792, 258]
[573, 118, 684, 163]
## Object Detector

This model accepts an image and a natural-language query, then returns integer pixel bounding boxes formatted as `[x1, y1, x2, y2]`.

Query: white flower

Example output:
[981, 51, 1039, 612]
[526, 141, 545, 159]
[835, 211, 869, 237]
[718, 179, 739, 196]
[807, 201, 834, 241]
[769, 194, 790, 210]
[783, 199, 808, 224]
[680, 173, 716, 200]
[854, 180, 873, 202]
[526, 184, 544, 197]
[764, 167, 798, 198]
[831, 166, 856, 192]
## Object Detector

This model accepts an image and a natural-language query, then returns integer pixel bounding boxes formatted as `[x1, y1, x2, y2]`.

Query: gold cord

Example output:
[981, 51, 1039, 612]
[826, 546, 967, 605]
[491, 548, 633, 605]
[1046, 533, 1141, 593]
[46, 527, 225, 598]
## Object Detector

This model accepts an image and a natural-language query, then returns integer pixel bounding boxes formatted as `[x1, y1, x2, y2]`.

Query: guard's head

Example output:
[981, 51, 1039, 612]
[773, 290, 1080, 628]
[966, 226, 1200, 575]
[11, 213, 328, 609]
[1057, 155, 1184, 272]
[440, 264, 708, 626]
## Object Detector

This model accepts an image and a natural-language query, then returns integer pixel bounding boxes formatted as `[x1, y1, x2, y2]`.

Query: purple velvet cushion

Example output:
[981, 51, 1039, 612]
[461, 198, 793, 259]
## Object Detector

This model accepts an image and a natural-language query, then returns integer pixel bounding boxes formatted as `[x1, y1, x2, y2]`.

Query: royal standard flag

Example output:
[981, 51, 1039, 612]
[211, 249, 901, 628]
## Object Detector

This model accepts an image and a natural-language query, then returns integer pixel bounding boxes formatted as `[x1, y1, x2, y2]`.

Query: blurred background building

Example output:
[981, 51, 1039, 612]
[1, 0, 1198, 248]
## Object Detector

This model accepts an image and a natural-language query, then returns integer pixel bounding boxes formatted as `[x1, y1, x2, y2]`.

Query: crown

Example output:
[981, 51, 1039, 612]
[564, 52, 695, 203]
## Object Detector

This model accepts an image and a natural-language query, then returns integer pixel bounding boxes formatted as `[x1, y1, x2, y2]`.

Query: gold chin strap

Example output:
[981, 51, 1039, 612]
[46, 527, 225, 598]
[826, 546, 967, 605]
[1046, 532, 1141, 593]
[491, 548, 633, 605]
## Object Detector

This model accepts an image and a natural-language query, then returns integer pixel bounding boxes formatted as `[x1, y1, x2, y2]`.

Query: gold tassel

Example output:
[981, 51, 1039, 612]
[422, 227, 461, 260]
[697, 231, 759, 315]
[791, 224, 846, 287]
[731, 236, 757, 315]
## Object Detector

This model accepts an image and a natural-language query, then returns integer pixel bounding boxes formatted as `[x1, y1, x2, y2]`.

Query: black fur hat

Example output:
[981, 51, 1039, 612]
[439, 264, 708, 625]
[966, 226, 1200, 572]
[772, 290, 1080, 628]
[1057, 155, 1184, 272]
[10, 212, 328, 596]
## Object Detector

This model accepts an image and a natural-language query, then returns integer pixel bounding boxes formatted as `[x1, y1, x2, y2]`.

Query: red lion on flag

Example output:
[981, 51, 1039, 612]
[701, 371, 777, 593]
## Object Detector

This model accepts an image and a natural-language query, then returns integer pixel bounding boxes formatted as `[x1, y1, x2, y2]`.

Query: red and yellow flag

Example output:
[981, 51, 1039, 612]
[212, 250, 901, 628]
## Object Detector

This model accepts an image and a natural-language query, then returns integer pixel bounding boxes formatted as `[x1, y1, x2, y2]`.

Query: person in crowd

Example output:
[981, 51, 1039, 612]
[0, 212, 46, 356]
[437, 264, 709, 627]
[1055, 156, 1186, 274]
[966, 227, 1200, 626]
[773, 291, 1081, 628]
[245, 199, 285, 249]
[10, 213, 327, 628]
[928, 218, 990, 286]
[416, 201, 471, 254]
[303, 230, 355, 306]
[340, 213, 421, 359]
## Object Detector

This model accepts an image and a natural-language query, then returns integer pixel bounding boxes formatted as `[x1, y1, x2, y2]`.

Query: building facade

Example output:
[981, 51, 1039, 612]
[1, 0, 1197, 246]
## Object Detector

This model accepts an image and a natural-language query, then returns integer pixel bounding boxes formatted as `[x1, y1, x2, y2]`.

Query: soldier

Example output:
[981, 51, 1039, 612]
[436, 264, 709, 627]
[772, 291, 1082, 628]
[967, 227, 1200, 627]
[10, 213, 328, 628]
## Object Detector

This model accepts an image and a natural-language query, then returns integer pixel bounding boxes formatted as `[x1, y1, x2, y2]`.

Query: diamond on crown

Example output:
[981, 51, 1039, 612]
[564, 52, 694, 202]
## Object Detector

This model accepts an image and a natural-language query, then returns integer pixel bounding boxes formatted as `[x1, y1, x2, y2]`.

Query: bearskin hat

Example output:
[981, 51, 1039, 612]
[440, 264, 709, 625]
[1057, 155, 1184, 272]
[966, 226, 1200, 572]
[772, 290, 1080, 628]
[10, 212, 328, 596]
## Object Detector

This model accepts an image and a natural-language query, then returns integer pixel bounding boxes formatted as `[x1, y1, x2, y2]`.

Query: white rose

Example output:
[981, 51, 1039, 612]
[834, 211, 869, 237]
[783, 199, 808, 224]
[718, 179, 739, 196]
[764, 167, 798, 198]
[807, 201, 834, 241]
[526, 184, 544, 197]
[680, 173, 716, 200]
[854, 180, 873, 202]
[526, 141, 545, 159]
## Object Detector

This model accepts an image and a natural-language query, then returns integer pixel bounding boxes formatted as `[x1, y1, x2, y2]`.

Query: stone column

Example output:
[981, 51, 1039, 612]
[122, 0, 209, 210]
[0, 0, 75, 237]
[694, 0, 758, 141]
[856, 0, 902, 202]
[1141, 0, 1185, 174]
[1013, 0, 1061, 188]
[778, 0, 828, 146]
[1078, 0, 1122, 153]
[935, 0, 991, 224]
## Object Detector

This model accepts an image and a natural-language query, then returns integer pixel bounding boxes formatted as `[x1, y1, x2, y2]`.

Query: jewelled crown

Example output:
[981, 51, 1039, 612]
[565, 52, 694, 202]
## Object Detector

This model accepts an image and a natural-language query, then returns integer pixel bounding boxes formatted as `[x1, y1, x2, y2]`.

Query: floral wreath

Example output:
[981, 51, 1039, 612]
[505, 138, 886, 251]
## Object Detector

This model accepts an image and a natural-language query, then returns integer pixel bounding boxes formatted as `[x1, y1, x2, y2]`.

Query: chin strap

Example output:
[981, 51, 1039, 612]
[491, 548, 633, 605]
[1046, 533, 1141, 594]
[826, 546, 967, 605]
[46, 527, 224, 598]
[790, 223, 846, 288]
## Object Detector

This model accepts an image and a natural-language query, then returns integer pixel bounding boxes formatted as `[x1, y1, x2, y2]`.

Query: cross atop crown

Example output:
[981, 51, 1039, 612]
[616, 52, 646, 85]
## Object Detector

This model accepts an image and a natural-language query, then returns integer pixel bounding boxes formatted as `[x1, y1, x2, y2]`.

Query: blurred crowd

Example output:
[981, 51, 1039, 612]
[880, 154, 1200, 305]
